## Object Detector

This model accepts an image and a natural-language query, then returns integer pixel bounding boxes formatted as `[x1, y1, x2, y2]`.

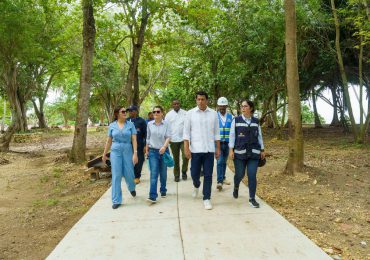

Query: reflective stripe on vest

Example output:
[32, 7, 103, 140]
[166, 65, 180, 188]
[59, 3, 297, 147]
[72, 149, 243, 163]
[219, 113, 233, 142]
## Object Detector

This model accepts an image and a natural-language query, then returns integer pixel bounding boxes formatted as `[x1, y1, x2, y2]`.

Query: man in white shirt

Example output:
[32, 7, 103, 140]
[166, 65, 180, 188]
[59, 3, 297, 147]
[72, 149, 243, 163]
[183, 91, 221, 210]
[165, 99, 189, 182]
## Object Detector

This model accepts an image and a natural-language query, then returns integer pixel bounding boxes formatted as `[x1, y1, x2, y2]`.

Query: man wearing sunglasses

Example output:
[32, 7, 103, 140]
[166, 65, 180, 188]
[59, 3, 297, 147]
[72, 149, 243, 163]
[128, 105, 147, 184]
[165, 99, 188, 182]
[183, 91, 221, 210]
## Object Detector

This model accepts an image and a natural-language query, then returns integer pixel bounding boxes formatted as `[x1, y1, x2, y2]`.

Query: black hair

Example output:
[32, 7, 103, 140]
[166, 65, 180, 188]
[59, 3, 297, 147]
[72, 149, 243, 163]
[113, 105, 126, 121]
[195, 91, 208, 100]
[241, 100, 255, 113]
[148, 111, 153, 115]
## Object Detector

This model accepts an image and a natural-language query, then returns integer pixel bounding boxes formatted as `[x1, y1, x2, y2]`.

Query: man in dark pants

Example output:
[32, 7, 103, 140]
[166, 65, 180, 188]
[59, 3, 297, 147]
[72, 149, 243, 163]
[184, 91, 220, 210]
[165, 99, 188, 182]
[128, 105, 147, 184]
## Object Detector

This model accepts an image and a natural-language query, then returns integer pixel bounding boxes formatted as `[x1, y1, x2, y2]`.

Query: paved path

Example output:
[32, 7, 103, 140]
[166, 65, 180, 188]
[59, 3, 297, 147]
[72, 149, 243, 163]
[47, 162, 330, 260]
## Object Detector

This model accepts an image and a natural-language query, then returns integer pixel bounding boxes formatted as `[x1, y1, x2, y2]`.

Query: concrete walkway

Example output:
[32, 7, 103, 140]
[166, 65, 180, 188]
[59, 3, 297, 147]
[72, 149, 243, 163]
[47, 162, 330, 260]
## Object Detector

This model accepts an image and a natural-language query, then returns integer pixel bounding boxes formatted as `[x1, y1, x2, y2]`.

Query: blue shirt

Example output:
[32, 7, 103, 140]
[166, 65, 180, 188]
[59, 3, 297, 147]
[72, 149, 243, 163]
[146, 120, 171, 149]
[107, 121, 137, 144]
[128, 117, 147, 147]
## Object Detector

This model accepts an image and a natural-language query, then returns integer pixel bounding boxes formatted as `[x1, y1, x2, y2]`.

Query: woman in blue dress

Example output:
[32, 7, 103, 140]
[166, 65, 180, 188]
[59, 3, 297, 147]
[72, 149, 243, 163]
[103, 106, 138, 209]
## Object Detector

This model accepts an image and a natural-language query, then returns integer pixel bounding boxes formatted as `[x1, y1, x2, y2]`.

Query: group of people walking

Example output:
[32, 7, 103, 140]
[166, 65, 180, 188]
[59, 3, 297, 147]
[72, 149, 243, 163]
[102, 91, 265, 210]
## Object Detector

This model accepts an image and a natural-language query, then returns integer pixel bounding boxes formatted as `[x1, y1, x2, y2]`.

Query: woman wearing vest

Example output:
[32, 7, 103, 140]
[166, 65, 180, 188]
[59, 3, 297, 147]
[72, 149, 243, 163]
[229, 100, 265, 208]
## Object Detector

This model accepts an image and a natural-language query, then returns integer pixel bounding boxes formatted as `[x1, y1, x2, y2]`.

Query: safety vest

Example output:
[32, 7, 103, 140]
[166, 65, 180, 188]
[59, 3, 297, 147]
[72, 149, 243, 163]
[234, 116, 261, 160]
[218, 112, 233, 142]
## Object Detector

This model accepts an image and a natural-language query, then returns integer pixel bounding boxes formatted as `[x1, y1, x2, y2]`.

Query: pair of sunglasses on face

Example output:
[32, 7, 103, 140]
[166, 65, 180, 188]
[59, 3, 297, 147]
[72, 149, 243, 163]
[152, 110, 161, 114]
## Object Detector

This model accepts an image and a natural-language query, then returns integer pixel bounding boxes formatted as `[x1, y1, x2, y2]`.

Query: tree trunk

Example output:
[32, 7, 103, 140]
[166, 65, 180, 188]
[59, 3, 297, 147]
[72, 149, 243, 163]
[331, 0, 358, 137]
[359, 35, 364, 126]
[271, 94, 279, 128]
[330, 85, 341, 126]
[32, 99, 47, 128]
[125, 0, 149, 106]
[284, 0, 304, 174]
[1, 99, 6, 132]
[133, 64, 140, 106]
[70, 0, 96, 163]
[312, 89, 322, 128]
[0, 119, 18, 152]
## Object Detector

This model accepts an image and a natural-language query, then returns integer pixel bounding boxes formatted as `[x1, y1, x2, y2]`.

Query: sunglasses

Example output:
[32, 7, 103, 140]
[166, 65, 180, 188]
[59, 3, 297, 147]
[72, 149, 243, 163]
[152, 110, 161, 114]
[120, 110, 127, 114]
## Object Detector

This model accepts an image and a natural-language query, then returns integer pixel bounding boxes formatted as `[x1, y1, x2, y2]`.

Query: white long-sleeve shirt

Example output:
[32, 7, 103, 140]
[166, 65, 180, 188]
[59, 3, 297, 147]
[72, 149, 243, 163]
[183, 106, 220, 153]
[228, 115, 264, 150]
[165, 108, 187, 143]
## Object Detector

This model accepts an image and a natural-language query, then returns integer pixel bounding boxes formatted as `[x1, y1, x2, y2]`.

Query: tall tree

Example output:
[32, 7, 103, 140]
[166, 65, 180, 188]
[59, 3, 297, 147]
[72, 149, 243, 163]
[70, 0, 96, 162]
[284, 0, 304, 174]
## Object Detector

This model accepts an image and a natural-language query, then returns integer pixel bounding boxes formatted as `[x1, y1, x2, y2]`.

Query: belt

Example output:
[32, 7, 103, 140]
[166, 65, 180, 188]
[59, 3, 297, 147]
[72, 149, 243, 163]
[220, 141, 229, 144]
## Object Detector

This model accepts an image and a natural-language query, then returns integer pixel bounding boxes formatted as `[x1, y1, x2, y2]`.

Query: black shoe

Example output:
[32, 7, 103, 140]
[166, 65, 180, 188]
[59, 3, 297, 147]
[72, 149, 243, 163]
[182, 172, 187, 180]
[249, 198, 260, 208]
[146, 197, 157, 204]
[161, 192, 167, 198]
[130, 190, 136, 197]
[112, 204, 120, 209]
[233, 188, 239, 199]
[174, 176, 180, 182]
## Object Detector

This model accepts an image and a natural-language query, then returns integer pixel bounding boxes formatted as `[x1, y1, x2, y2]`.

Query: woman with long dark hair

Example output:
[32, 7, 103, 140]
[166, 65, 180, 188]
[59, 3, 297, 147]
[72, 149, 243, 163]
[103, 106, 138, 209]
[229, 100, 265, 208]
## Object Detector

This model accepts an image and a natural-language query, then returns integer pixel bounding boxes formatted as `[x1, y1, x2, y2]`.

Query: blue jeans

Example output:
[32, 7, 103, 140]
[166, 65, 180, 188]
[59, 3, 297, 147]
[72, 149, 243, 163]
[148, 149, 167, 200]
[233, 158, 259, 199]
[217, 142, 229, 183]
[191, 152, 214, 200]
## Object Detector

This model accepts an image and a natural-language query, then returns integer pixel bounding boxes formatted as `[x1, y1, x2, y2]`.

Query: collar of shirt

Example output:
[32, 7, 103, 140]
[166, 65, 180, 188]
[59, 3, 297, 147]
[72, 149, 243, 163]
[195, 106, 210, 112]
[150, 120, 164, 125]
[241, 115, 252, 122]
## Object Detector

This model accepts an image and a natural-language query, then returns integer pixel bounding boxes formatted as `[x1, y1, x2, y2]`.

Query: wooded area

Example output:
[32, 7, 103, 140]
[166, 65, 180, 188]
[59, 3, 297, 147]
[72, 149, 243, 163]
[0, 1, 369, 259]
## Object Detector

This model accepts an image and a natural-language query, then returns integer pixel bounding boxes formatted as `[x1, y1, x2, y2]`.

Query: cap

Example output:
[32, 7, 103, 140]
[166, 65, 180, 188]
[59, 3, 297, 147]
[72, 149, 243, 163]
[127, 105, 138, 111]
[217, 97, 228, 106]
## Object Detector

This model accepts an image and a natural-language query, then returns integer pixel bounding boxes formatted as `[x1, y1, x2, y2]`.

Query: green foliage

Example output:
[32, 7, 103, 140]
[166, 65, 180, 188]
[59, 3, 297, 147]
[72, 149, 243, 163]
[301, 104, 325, 124]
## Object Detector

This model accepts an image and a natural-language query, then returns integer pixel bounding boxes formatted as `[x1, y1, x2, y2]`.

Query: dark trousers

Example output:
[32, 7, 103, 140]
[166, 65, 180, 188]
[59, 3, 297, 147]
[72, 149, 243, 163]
[170, 141, 189, 178]
[191, 152, 214, 200]
[134, 146, 145, 179]
[233, 158, 259, 199]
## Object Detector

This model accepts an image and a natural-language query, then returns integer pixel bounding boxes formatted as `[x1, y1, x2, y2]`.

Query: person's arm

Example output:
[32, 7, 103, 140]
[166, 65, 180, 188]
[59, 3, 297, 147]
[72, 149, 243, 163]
[145, 124, 151, 158]
[214, 111, 221, 160]
[142, 119, 147, 145]
[229, 119, 236, 160]
[102, 137, 112, 164]
[183, 111, 191, 159]
[131, 134, 138, 164]
[160, 123, 171, 154]
[258, 125, 265, 160]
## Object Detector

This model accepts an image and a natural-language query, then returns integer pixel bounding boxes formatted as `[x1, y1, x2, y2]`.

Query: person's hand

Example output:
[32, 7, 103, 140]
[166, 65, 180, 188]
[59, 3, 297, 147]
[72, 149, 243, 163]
[145, 149, 149, 159]
[185, 147, 191, 160]
[260, 151, 265, 160]
[229, 149, 234, 160]
[215, 148, 220, 160]
[159, 146, 166, 155]
[102, 154, 108, 164]
[133, 153, 138, 165]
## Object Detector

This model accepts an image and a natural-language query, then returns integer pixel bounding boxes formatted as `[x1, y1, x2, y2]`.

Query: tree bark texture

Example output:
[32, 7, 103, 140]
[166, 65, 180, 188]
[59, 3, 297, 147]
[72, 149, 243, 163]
[125, 0, 149, 106]
[284, 0, 304, 174]
[331, 0, 358, 137]
[70, 0, 96, 163]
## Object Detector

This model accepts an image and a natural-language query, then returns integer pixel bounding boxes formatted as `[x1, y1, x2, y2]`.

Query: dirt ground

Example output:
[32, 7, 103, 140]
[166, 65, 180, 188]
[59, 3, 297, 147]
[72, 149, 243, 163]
[228, 127, 370, 260]
[0, 129, 109, 260]
[0, 127, 369, 259]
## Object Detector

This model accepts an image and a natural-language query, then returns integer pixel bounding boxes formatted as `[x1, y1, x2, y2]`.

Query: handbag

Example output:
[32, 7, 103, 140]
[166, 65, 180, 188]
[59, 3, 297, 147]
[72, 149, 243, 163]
[163, 152, 174, 168]
[258, 157, 266, 167]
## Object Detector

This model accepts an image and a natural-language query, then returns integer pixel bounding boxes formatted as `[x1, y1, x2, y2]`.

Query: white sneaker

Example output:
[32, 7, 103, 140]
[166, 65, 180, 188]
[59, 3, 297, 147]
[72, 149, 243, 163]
[203, 199, 213, 210]
[192, 187, 199, 198]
